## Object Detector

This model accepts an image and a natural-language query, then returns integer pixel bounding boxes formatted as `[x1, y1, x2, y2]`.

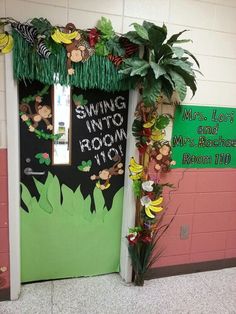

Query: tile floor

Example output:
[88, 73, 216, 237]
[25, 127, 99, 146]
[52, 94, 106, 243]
[0, 267, 236, 314]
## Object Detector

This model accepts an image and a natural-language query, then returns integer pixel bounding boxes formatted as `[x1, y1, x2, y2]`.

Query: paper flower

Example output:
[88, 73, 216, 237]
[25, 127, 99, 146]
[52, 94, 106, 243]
[141, 196, 163, 219]
[77, 160, 92, 172]
[35, 152, 51, 165]
[142, 180, 154, 192]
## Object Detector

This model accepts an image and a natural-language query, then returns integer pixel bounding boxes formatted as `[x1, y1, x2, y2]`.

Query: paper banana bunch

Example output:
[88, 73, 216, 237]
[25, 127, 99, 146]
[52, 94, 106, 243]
[51, 29, 79, 44]
[129, 157, 144, 180]
[141, 196, 163, 219]
[0, 32, 14, 54]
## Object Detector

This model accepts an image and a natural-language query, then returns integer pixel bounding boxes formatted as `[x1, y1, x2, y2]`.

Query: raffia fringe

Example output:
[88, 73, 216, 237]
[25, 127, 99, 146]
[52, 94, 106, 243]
[12, 30, 132, 91]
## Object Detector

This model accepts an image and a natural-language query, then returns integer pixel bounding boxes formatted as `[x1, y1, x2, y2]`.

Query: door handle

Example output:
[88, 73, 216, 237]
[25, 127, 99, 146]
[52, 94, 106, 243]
[24, 167, 45, 176]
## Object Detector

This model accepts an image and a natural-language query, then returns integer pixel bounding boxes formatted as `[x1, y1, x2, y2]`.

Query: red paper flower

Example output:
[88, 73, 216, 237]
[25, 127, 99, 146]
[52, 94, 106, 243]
[88, 28, 99, 47]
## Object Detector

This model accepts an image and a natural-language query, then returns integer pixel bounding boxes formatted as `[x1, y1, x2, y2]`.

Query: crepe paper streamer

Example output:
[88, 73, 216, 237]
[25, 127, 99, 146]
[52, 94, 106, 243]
[77, 160, 92, 172]
[19, 111, 62, 141]
[12, 30, 135, 91]
[35, 152, 51, 165]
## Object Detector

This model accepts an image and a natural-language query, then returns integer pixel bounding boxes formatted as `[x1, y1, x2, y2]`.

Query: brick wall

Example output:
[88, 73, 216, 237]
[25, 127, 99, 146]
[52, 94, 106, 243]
[149, 168, 236, 267]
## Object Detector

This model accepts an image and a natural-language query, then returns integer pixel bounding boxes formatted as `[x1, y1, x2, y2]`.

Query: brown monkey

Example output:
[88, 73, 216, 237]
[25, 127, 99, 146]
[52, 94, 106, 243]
[152, 142, 176, 173]
[90, 155, 124, 190]
[20, 96, 53, 132]
[65, 23, 93, 75]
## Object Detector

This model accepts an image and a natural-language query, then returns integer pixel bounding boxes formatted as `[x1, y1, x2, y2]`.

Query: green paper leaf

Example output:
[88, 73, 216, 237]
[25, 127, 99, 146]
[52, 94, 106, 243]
[95, 41, 109, 56]
[61, 184, 75, 215]
[106, 37, 125, 56]
[21, 183, 33, 212]
[96, 17, 115, 39]
[45, 158, 51, 166]
[39, 158, 44, 164]
[47, 175, 61, 211]
[87, 160, 92, 166]
[35, 153, 42, 159]
[155, 115, 170, 129]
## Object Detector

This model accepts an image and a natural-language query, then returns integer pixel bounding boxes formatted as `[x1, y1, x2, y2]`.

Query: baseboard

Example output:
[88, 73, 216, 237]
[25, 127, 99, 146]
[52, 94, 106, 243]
[145, 258, 236, 280]
[0, 288, 10, 302]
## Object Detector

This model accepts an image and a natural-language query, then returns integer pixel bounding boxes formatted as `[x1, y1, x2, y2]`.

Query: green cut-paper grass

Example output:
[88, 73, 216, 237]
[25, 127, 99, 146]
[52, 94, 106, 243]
[20, 172, 124, 282]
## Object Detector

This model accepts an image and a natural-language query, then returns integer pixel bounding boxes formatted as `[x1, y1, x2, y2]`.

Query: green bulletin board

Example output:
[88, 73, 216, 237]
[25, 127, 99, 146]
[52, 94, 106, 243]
[171, 105, 236, 168]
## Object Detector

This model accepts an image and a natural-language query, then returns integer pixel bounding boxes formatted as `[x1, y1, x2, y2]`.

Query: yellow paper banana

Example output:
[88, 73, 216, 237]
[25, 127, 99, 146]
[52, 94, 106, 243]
[129, 157, 143, 172]
[151, 197, 163, 206]
[151, 129, 165, 141]
[148, 205, 163, 213]
[0, 34, 13, 54]
[143, 118, 155, 128]
[51, 31, 61, 43]
[67, 30, 79, 40]
[0, 33, 9, 47]
[129, 173, 142, 180]
[145, 206, 155, 219]
[51, 29, 73, 44]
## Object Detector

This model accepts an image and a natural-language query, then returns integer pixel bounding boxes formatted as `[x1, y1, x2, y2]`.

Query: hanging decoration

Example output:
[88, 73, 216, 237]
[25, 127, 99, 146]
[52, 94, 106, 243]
[90, 155, 124, 190]
[77, 160, 92, 172]
[19, 85, 62, 140]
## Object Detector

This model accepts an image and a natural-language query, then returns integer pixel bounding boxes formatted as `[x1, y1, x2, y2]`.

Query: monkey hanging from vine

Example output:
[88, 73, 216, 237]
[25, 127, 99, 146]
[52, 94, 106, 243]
[90, 155, 124, 190]
[20, 95, 53, 132]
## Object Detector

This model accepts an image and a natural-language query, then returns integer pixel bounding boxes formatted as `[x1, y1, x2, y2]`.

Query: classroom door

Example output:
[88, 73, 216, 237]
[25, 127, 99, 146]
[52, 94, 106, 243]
[19, 80, 128, 282]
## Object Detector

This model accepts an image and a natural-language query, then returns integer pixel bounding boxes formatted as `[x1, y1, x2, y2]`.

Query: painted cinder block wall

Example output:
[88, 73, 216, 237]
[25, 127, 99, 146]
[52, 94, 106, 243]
[1, 0, 236, 288]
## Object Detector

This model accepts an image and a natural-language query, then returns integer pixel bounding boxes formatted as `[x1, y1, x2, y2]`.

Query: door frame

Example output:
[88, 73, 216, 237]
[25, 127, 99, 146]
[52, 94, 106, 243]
[5, 52, 137, 299]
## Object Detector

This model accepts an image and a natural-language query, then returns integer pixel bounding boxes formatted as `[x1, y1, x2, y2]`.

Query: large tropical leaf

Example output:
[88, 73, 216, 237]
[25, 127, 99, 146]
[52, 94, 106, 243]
[131, 23, 149, 40]
[170, 66, 197, 96]
[142, 75, 162, 106]
[150, 62, 166, 79]
[166, 29, 188, 46]
[164, 58, 195, 76]
[148, 24, 167, 55]
[124, 31, 148, 45]
[183, 49, 200, 68]
[119, 58, 150, 77]
[168, 70, 187, 101]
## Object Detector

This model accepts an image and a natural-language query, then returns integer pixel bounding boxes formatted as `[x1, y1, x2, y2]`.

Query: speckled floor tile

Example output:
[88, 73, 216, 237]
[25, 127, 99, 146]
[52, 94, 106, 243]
[0, 281, 52, 314]
[1, 268, 236, 314]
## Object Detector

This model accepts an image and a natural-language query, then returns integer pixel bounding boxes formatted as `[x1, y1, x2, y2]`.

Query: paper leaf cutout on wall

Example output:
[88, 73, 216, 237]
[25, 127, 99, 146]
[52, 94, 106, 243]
[73, 94, 88, 107]
[35, 152, 51, 165]
[77, 160, 92, 172]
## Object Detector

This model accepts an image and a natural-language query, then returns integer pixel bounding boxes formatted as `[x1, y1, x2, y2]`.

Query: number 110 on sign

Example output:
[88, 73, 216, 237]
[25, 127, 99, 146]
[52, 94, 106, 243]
[215, 153, 231, 165]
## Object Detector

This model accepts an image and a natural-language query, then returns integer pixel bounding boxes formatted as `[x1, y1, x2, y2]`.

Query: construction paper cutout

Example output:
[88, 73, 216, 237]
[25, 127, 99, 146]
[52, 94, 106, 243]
[90, 155, 124, 190]
[20, 96, 53, 132]
[77, 160, 92, 172]
[47, 175, 61, 211]
[20, 182, 124, 282]
[151, 142, 176, 173]
[61, 184, 75, 216]
[0, 31, 14, 54]
[38, 172, 54, 214]
[35, 152, 51, 165]
[73, 94, 88, 107]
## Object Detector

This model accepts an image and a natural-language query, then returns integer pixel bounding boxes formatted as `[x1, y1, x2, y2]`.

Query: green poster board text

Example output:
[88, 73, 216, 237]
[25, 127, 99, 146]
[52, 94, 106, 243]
[171, 105, 236, 168]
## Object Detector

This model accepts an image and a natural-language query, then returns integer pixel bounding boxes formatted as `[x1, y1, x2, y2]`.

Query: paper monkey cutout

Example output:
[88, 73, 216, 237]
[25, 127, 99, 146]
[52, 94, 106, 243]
[20, 96, 53, 132]
[90, 155, 124, 190]
[65, 23, 93, 75]
[152, 143, 176, 173]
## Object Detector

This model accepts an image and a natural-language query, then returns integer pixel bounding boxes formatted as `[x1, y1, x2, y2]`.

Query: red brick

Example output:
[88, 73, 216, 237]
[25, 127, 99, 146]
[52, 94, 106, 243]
[0, 252, 10, 288]
[226, 231, 236, 249]
[196, 170, 236, 192]
[195, 192, 236, 213]
[153, 254, 190, 268]
[192, 212, 230, 233]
